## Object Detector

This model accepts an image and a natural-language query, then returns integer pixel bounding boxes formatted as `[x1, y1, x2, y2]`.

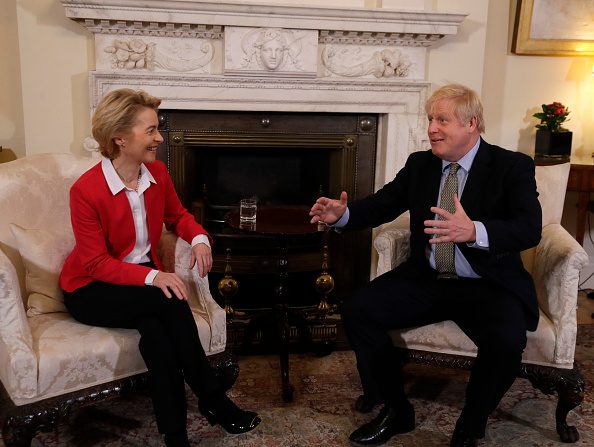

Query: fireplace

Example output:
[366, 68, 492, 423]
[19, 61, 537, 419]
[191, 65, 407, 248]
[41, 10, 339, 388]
[156, 109, 377, 311]
[63, 0, 466, 345]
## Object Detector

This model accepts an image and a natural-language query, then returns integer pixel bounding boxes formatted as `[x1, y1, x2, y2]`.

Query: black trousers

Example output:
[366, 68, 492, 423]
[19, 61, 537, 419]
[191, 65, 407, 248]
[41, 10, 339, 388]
[63, 281, 221, 435]
[341, 264, 528, 437]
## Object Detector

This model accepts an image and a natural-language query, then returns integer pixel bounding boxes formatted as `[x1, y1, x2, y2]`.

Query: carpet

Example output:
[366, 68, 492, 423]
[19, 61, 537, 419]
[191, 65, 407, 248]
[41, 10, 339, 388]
[5, 325, 594, 447]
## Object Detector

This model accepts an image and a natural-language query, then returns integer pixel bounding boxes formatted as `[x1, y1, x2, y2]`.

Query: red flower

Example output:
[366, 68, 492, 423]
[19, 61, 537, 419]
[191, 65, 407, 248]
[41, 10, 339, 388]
[533, 101, 570, 132]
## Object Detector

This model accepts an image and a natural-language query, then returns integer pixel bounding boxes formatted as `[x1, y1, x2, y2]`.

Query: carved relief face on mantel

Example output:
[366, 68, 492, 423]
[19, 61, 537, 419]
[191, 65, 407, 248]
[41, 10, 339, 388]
[257, 32, 286, 70]
[224, 26, 317, 77]
[245, 28, 297, 72]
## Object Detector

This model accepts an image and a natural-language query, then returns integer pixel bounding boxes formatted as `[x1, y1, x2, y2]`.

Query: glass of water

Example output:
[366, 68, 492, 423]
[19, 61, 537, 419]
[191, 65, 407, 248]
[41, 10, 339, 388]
[239, 198, 257, 223]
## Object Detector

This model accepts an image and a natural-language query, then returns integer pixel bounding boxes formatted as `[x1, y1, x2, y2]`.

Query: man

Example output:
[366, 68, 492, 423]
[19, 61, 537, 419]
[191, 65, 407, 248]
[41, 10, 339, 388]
[309, 84, 542, 447]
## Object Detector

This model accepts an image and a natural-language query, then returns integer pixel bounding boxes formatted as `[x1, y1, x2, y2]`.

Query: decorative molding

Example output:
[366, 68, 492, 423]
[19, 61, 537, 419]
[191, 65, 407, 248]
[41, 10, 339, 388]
[62, 1, 467, 42]
[90, 71, 430, 113]
[80, 19, 223, 38]
[318, 30, 443, 47]
[224, 27, 317, 78]
[321, 46, 412, 79]
[102, 37, 214, 71]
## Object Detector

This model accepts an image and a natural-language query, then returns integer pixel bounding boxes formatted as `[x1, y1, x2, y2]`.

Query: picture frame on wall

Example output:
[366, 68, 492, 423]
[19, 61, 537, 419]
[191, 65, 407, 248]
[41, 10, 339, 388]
[512, 0, 594, 56]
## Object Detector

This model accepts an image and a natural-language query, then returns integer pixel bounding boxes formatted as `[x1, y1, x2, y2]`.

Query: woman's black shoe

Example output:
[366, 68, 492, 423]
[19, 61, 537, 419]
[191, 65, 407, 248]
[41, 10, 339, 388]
[199, 395, 261, 434]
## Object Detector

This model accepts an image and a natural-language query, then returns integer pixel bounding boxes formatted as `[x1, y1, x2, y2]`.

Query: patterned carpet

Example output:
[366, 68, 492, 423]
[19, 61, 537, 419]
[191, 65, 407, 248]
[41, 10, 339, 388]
[4, 325, 593, 447]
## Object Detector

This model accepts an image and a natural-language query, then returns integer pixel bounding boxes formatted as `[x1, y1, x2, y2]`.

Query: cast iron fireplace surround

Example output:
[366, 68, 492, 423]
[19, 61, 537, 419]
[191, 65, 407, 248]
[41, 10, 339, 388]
[156, 110, 378, 316]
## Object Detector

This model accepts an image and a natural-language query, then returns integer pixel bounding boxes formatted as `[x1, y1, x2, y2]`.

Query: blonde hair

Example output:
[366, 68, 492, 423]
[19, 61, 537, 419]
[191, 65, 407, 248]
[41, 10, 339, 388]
[92, 89, 162, 159]
[425, 84, 485, 133]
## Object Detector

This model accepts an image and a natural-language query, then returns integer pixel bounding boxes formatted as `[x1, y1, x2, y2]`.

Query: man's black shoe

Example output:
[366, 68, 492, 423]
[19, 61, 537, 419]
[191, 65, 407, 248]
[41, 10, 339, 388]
[349, 404, 415, 446]
[450, 424, 480, 447]
[354, 394, 380, 413]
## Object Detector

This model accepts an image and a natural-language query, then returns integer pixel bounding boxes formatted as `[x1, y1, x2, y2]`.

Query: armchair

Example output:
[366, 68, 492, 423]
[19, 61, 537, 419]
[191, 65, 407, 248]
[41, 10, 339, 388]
[0, 154, 237, 446]
[373, 162, 588, 443]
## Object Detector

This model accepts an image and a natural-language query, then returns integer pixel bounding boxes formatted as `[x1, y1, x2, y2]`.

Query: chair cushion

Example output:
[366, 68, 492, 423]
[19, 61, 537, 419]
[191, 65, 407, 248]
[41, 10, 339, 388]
[9, 224, 73, 317]
[389, 310, 565, 368]
[29, 312, 146, 404]
[23, 306, 218, 405]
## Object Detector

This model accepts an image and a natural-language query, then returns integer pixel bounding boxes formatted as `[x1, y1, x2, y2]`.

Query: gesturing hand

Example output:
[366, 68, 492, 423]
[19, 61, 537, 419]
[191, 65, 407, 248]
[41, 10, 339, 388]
[152, 271, 188, 300]
[309, 191, 348, 225]
[189, 242, 213, 278]
[423, 194, 476, 244]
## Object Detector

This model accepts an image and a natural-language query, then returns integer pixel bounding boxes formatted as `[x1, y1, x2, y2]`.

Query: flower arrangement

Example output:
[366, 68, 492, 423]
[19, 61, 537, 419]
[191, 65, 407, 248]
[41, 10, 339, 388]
[532, 101, 570, 132]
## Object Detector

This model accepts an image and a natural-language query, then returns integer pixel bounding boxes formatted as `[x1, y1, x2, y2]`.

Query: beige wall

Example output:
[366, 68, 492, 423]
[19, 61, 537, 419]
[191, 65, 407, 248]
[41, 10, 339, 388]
[0, 0, 93, 158]
[0, 0, 25, 161]
[2, 0, 594, 283]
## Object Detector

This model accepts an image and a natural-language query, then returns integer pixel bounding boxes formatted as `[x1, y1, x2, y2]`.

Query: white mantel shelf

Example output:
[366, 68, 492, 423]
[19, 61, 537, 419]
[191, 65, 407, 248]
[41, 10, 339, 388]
[62, 0, 466, 44]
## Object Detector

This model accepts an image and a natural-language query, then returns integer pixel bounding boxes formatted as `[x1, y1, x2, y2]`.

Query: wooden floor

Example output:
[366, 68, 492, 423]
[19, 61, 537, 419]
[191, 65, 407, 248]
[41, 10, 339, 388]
[578, 290, 594, 325]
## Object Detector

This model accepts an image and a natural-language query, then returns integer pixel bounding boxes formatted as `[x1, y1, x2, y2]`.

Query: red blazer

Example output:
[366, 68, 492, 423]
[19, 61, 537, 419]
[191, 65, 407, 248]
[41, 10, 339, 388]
[60, 160, 210, 292]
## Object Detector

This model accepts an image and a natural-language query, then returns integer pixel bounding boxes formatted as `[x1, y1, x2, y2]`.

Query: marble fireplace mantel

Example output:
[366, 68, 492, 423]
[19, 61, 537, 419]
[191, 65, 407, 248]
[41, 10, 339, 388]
[62, 0, 467, 187]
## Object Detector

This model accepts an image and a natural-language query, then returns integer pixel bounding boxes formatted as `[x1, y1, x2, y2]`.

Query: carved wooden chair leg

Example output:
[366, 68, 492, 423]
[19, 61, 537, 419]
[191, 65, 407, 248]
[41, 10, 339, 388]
[524, 364, 584, 444]
[554, 368, 585, 443]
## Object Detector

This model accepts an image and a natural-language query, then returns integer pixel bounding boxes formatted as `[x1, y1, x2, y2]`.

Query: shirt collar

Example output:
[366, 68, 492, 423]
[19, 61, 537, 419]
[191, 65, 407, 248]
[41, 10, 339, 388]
[441, 137, 481, 174]
[101, 157, 156, 196]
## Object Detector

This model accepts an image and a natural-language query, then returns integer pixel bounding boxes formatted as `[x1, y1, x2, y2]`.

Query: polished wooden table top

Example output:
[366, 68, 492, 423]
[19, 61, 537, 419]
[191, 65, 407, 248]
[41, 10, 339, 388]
[226, 207, 323, 235]
[534, 154, 594, 167]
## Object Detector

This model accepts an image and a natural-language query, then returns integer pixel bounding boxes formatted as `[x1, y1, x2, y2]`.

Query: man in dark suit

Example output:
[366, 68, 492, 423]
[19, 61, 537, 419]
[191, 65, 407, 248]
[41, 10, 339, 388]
[309, 84, 542, 447]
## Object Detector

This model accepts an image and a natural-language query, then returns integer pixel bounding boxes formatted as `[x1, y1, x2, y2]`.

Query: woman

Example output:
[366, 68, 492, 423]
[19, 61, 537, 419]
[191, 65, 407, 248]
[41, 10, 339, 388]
[59, 89, 260, 447]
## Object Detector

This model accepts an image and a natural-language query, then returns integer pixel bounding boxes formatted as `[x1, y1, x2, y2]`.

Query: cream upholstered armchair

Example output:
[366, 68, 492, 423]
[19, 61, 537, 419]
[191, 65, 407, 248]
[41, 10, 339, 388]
[373, 162, 588, 443]
[0, 153, 236, 446]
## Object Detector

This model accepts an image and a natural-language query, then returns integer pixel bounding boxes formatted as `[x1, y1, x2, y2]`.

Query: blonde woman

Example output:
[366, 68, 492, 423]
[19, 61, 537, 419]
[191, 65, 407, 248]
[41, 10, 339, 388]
[60, 89, 260, 447]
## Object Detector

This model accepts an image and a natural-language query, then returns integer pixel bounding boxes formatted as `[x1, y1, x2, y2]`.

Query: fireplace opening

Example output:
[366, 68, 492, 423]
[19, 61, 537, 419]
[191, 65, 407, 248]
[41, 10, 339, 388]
[157, 110, 377, 339]
[195, 146, 332, 208]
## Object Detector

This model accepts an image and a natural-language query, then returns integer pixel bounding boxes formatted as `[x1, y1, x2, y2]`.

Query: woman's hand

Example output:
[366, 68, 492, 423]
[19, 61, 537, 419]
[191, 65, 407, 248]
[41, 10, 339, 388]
[152, 271, 188, 300]
[189, 242, 213, 278]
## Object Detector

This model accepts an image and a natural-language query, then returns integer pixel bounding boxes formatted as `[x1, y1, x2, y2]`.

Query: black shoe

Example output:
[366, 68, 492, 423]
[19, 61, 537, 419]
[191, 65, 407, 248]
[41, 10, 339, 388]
[450, 422, 480, 447]
[199, 395, 261, 435]
[354, 394, 380, 414]
[349, 404, 415, 446]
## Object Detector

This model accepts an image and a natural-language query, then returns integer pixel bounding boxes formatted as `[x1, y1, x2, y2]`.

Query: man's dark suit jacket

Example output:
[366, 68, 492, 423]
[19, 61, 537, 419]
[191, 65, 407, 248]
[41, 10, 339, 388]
[345, 138, 543, 331]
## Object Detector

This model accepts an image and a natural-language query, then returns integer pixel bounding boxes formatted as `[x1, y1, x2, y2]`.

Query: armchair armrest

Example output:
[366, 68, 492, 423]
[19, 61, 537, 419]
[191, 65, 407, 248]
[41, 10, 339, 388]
[532, 223, 588, 364]
[158, 231, 226, 355]
[373, 212, 411, 276]
[0, 248, 38, 401]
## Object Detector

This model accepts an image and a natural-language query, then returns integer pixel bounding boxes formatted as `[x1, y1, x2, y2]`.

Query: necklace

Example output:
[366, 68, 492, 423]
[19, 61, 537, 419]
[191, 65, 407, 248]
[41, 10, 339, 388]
[115, 167, 142, 193]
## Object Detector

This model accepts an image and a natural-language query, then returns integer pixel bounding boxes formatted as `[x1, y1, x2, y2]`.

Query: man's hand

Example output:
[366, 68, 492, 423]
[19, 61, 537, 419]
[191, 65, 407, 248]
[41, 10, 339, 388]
[424, 194, 476, 244]
[152, 271, 188, 300]
[189, 242, 213, 278]
[309, 191, 348, 225]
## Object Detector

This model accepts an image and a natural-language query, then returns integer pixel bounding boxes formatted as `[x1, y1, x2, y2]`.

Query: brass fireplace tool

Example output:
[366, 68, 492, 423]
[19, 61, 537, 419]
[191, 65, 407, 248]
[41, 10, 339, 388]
[314, 241, 336, 316]
[218, 248, 238, 322]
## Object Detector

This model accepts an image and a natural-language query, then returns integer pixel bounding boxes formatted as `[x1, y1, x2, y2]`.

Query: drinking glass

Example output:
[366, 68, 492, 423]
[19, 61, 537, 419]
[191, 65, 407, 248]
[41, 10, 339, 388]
[239, 198, 257, 222]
